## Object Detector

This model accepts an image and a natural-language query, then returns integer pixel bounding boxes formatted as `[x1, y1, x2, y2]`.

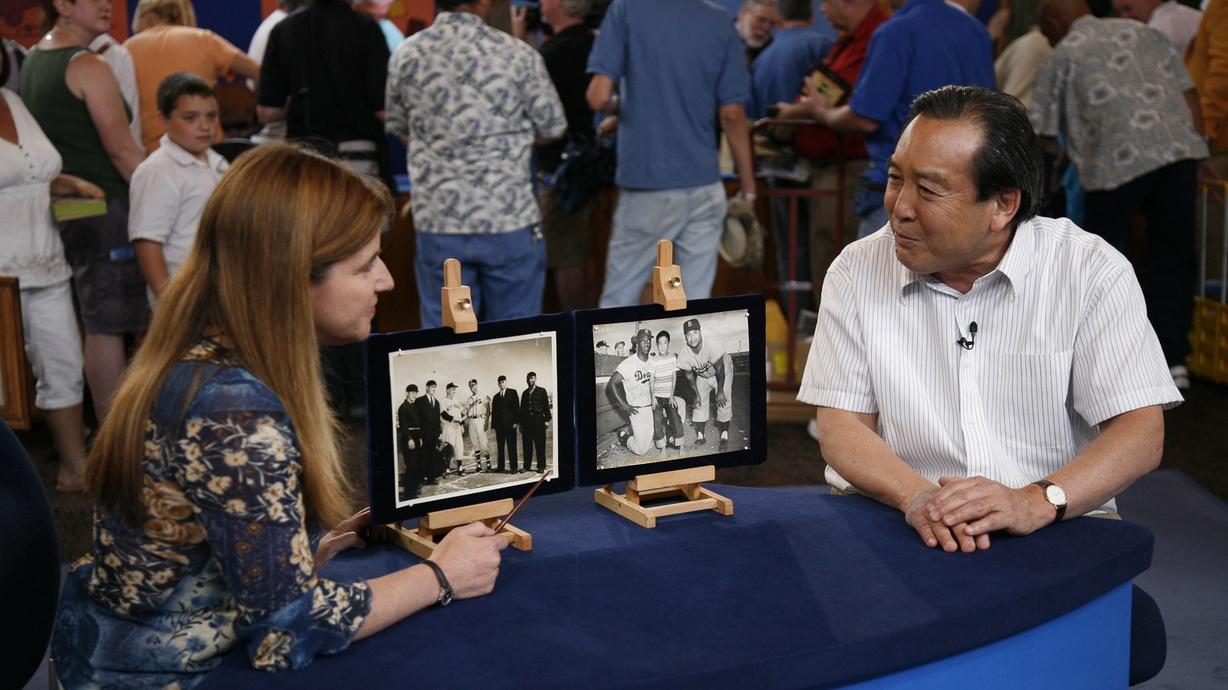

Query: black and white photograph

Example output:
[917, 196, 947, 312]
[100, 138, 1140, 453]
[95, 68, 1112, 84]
[592, 308, 754, 472]
[386, 331, 560, 509]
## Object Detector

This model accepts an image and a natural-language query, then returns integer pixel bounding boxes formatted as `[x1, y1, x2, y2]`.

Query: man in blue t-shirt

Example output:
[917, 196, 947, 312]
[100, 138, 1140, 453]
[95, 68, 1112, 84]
[587, 0, 757, 307]
[795, 0, 995, 239]
[747, 0, 832, 119]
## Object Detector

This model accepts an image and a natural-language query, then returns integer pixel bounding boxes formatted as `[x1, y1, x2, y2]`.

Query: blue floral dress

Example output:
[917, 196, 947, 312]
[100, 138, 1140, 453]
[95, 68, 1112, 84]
[53, 341, 372, 689]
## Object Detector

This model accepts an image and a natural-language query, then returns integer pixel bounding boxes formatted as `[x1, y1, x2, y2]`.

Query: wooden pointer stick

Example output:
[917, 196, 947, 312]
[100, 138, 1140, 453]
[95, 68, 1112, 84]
[493, 471, 550, 532]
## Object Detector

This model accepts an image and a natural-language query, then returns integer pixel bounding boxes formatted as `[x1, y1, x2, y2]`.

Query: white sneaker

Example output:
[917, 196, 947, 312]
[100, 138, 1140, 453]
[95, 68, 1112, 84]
[806, 418, 819, 443]
[1170, 365, 1191, 391]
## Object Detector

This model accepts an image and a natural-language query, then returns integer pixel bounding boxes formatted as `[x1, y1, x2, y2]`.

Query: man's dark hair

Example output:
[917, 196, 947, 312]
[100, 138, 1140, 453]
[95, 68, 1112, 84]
[435, 0, 471, 10]
[498, 375, 507, 383]
[426, 379, 436, 388]
[906, 86, 1044, 229]
[526, 371, 537, 379]
[406, 384, 418, 393]
[777, 0, 812, 21]
[156, 72, 215, 118]
[656, 330, 670, 342]
[595, 340, 608, 348]
[468, 378, 478, 385]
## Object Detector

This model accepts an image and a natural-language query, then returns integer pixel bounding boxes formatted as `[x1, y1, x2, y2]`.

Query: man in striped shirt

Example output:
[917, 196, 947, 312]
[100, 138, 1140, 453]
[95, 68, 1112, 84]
[799, 87, 1177, 683]
[651, 330, 684, 450]
[800, 85, 1181, 553]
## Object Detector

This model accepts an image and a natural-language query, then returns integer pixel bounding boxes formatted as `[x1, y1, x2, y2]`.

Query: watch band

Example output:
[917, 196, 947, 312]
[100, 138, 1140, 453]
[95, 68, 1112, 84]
[422, 559, 454, 607]
[1032, 479, 1067, 522]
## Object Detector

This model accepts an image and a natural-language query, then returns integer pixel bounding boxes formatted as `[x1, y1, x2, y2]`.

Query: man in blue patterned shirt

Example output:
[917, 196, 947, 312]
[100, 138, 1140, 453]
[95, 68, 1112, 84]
[385, 0, 566, 327]
[1033, 0, 1211, 390]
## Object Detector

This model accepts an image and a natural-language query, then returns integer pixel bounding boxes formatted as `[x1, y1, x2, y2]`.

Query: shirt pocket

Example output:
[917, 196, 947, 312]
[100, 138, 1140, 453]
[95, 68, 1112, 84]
[978, 350, 1075, 451]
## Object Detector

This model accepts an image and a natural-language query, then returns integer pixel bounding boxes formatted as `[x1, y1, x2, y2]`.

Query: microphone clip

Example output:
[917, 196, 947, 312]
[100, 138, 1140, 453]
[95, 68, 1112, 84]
[957, 321, 978, 351]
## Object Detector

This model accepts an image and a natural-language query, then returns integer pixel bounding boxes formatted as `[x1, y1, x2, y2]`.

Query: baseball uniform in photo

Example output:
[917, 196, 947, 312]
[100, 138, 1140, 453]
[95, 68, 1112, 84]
[678, 334, 732, 424]
[467, 392, 491, 454]
[614, 353, 655, 455]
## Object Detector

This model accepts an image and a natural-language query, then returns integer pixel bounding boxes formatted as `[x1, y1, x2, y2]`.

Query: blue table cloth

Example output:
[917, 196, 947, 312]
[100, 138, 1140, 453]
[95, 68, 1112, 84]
[200, 485, 1153, 688]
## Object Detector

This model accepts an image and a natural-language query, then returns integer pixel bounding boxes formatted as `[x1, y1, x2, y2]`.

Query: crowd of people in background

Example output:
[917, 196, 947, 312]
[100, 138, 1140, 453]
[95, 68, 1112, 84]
[3, 0, 1221, 491]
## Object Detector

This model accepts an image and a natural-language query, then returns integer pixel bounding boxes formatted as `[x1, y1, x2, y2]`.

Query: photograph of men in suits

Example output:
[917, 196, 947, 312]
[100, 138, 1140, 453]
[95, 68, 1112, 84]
[520, 371, 552, 472]
[397, 384, 423, 496]
[416, 380, 443, 483]
[491, 375, 521, 473]
[386, 331, 559, 508]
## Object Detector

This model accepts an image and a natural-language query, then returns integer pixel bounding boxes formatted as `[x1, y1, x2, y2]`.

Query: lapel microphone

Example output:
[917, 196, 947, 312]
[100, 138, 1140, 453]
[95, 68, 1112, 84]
[957, 321, 978, 351]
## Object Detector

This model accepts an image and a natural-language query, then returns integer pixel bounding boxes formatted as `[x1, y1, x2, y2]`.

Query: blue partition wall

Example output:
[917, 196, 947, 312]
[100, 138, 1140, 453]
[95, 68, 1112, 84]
[127, 1, 264, 54]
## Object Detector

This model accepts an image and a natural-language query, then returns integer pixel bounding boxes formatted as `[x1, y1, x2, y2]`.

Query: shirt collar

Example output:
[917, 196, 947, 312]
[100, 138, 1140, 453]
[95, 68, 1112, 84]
[158, 134, 225, 172]
[892, 219, 1037, 302]
[894, 0, 946, 18]
[436, 11, 485, 28]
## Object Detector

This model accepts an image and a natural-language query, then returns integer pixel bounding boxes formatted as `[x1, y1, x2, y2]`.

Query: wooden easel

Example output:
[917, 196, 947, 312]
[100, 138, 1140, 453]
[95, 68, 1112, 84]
[594, 466, 733, 528]
[441, 258, 477, 334]
[387, 498, 531, 558]
[387, 258, 530, 556]
[594, 240, 735, 528]
[652, 240, 687, 311]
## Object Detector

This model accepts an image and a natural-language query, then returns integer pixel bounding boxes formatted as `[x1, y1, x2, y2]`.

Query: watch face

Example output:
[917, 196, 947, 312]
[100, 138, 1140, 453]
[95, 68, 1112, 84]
[1045, 484, 1067, 506]
[439, 586, 454, 607]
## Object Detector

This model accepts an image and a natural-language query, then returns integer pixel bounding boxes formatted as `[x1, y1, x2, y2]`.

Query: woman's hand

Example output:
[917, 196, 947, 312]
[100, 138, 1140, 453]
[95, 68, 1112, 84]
[429, 521, 509, 599]
[315, 507, 384, 570]
[50, 174, 104, 199]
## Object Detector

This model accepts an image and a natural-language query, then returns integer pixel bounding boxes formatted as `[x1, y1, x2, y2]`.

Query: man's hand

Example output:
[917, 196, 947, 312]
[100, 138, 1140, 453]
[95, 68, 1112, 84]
[431, 521, 509, 599]
[596, 115, 619, 139]
[904, 488, 989, 553]
[773, 101, 811, 120]
[928, 476, 1055, 540]
[715, 391, 727, 409]
[1199, 159, 1224, 203]
[510, 5, 529, 41]
[800, 77, 833, 119]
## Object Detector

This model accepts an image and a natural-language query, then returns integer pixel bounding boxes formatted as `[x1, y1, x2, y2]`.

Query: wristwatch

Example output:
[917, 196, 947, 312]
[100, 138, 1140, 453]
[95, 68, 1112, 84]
[422, 560, 454, 607]
[1032, 479, 1068, 523]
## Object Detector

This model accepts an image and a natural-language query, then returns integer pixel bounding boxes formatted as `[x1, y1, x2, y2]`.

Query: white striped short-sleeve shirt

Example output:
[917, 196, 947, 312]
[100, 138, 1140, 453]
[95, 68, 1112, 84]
[798, 216, 1181, 511]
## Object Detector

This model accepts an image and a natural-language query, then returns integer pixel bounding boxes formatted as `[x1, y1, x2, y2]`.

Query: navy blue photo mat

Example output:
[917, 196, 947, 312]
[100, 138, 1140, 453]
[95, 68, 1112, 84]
[365, 314, 576, 524]
[573, 295, 768, 486]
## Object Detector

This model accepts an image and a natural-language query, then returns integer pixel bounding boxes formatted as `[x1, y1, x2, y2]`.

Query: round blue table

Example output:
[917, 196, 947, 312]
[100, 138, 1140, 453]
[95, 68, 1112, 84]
[200, 484, 1152, 689]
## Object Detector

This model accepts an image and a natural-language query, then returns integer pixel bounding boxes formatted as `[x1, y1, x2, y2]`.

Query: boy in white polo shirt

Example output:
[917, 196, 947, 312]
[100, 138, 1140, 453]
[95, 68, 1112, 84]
[129, 72, 228, 304]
